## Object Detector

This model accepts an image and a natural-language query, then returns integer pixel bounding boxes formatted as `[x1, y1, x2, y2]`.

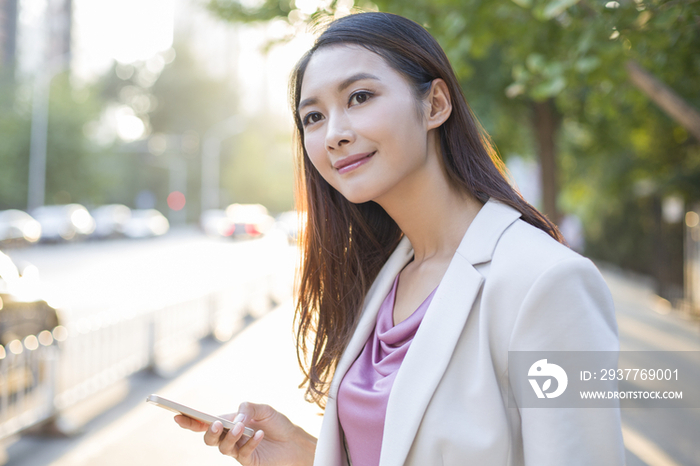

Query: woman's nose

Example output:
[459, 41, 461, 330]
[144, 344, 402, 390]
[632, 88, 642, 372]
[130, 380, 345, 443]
[325, 113, 354, 150]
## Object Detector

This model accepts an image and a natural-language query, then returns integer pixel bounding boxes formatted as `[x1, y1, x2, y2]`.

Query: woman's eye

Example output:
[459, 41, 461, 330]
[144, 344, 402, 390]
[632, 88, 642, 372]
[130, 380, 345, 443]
[349, 91, 372, 106]
[303, 112, 323, 126]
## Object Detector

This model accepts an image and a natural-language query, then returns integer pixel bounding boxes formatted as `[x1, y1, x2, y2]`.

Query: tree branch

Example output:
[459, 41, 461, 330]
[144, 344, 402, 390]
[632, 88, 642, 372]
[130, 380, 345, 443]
[626, 60, 700, 142]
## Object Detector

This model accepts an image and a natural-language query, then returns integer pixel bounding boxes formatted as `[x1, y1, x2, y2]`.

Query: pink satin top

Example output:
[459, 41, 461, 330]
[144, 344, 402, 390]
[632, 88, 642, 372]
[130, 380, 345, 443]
[337, 272, 438, 466]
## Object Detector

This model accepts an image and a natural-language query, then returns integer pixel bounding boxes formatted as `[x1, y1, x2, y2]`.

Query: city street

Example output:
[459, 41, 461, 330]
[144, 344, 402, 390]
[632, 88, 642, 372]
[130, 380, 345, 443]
[1, 233, 699, 465]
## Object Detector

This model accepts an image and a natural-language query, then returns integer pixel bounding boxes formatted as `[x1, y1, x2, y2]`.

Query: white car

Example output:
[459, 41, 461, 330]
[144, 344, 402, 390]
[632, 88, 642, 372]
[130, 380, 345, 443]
[91, 204, 132, 238]
[0, 210, 42, 244]
[200, 209, 235, 237]
[31, 204, 95, 241]
[123, 209, 169, 238]
[224, 203, 275, 238]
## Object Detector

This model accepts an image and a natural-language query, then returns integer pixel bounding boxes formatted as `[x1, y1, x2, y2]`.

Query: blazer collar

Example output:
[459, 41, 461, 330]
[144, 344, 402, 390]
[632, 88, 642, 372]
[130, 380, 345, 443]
[457, 196, 524, 265]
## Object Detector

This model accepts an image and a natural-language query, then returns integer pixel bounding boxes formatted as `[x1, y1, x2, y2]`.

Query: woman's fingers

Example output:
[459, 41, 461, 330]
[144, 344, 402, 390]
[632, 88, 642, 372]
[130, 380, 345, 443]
[234, 401, 276, 427]
[217, 422, 248, 456]
[174, 415, 208, 432]
[203, 421, 228, 446]
[178, 403, 285, 464]
[236, 429, 265, 463]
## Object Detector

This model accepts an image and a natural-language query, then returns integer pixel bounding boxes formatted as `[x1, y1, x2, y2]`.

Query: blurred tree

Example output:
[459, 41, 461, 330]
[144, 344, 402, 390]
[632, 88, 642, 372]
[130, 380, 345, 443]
[0, 80, 30, 209]
[99, 40, 294, 220]
[0, 73, 107, 210]
[219, 113, 296, 213]
[148, 43, 294, 214]
[45, 74, 108, 205]
[98, 43, 237, 221]
[148, 45, 238, 135]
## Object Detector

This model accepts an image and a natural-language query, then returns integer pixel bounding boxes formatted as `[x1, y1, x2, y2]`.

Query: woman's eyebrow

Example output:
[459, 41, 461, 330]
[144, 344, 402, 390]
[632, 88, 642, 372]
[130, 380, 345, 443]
[298, 73, 380, 113]
[337, 72, 380, 92]
[298, 97, 318, 113]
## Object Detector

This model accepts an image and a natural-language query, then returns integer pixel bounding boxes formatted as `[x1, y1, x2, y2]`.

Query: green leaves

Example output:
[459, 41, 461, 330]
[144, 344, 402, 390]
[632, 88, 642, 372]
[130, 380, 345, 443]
[507, 54, 569, 100]
[531, 75, 567, 100]
[574, 56, 601, 73]
[207, 0, 293, 22]
[509, 0, 582, 20]
[510, 0, 532, 9]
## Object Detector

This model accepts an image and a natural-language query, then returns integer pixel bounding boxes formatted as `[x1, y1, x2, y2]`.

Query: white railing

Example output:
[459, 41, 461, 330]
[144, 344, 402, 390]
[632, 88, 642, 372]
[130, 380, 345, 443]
[0, 255, 294, 441]
[0, 335, 57, 439]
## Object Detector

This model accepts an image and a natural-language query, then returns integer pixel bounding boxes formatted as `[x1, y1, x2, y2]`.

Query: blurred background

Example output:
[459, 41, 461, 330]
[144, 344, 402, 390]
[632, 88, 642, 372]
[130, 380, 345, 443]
[0, 0, 698, 465]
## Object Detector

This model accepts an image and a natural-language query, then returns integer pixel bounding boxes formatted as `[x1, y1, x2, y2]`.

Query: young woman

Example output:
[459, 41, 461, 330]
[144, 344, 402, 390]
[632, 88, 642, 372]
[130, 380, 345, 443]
[176, 12, 625, 466]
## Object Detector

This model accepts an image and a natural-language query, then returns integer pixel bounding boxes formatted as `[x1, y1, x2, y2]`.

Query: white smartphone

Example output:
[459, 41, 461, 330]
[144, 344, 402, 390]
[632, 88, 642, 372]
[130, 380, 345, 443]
[147, 394, 254, 437]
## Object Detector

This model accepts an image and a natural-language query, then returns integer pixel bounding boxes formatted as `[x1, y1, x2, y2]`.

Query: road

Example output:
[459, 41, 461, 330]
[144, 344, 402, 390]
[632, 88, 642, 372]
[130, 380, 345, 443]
[4, 227, 295, 324]
[1, 235, 699, 465]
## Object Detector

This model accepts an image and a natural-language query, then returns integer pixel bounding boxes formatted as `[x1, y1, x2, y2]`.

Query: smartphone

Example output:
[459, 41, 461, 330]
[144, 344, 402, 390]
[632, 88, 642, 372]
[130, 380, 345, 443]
[147, 394, 254, 437]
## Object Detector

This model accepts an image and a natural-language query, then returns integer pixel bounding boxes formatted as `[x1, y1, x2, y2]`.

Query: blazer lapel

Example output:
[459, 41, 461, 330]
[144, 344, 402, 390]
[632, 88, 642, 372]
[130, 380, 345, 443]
[329, 234, 415, 399]
[379, 254, 483, 466]
[314, 234, 414, 466]
[379, 198, 522, 466]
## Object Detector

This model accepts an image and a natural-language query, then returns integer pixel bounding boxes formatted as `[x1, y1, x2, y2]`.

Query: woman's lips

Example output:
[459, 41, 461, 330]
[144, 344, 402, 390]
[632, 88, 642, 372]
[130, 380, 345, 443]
[335, 151, 375, 174]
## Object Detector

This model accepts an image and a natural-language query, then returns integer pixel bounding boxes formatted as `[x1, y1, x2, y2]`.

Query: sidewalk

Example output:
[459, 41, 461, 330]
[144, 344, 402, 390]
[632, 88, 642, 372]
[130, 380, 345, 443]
[7, 301, 323, 466]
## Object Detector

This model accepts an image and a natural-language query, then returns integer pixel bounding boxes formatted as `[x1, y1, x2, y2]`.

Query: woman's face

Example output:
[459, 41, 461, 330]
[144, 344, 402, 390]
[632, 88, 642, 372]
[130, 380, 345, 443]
[298, 45, 433, 205]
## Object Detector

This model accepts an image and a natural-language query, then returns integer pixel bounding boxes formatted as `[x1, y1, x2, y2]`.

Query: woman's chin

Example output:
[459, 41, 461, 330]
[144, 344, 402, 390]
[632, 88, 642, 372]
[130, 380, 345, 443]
[331, 179, 388, 205]
[340, 191, 376, 205]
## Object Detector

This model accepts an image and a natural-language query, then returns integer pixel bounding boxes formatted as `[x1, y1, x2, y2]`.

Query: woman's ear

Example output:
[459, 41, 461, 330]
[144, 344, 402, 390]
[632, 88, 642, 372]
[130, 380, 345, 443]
[426, 79, 452, 130]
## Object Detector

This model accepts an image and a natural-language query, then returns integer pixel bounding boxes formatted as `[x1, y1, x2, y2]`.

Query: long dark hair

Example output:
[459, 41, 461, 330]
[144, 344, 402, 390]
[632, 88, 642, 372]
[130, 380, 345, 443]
[290, 11, 564, 408]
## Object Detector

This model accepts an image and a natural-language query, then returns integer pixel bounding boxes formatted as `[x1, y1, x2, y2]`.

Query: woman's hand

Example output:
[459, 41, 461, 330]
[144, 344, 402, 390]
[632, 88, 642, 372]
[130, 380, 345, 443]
[174, 402, 317, 466]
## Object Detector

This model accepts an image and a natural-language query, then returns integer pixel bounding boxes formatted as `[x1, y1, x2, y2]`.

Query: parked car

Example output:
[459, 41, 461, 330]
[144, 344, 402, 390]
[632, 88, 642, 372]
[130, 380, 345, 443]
[224, 203, 275, 239]
[0, 251, 60, 346]
[123, 209, 169, 238]
[200, 209, 235, 238]
[31, 204, 96, 242]
[91, 204, 132, 239]
[0, 210, 42, 245]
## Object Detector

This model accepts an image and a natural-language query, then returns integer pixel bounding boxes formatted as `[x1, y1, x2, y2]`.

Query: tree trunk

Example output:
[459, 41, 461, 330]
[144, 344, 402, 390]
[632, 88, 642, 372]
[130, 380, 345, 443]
[651, 195, 671, 299]
[532, 99, 561, 225]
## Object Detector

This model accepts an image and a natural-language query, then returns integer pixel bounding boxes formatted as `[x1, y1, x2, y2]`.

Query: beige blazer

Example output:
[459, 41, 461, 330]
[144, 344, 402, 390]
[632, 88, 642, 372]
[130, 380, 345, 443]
[312, 198, 625, 466]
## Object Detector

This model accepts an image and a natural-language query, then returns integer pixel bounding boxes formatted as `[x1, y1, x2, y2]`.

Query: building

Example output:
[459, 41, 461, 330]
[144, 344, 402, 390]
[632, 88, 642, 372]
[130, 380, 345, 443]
[0, 0, 18, 72]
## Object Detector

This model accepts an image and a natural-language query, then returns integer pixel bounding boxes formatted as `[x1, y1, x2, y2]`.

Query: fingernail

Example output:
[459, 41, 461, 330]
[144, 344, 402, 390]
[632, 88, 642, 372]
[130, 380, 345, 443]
[233, 413, 245, 424]
[232, 422, 243, 436]
[211, 421, 221, 434]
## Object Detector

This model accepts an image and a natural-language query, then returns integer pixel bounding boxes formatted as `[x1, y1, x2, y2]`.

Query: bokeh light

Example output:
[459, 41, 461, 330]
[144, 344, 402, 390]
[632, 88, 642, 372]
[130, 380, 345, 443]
[167, 191, 186, 211]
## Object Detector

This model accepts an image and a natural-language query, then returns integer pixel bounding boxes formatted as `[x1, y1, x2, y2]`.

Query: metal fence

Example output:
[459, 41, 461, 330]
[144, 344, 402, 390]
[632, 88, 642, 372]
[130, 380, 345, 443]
[0, 262, 294, 442]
